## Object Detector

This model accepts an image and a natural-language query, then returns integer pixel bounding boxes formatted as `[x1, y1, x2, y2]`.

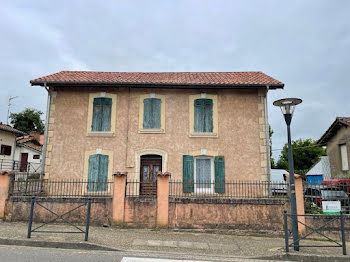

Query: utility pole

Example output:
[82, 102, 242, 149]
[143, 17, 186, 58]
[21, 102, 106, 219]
[7, 96, 18, 124]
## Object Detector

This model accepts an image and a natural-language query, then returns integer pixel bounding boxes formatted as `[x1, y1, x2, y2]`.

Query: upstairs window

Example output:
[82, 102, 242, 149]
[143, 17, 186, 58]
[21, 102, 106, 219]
[340, 144, 349, 171]
[194, 98, 213, 133]
[91, 97, 112, 131]
[143, 98, 161, 129]
[0, 145, 12, 156]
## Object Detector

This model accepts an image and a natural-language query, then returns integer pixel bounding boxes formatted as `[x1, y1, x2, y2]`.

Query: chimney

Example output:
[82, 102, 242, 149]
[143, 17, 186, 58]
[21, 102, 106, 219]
[29, 131, 40, 142]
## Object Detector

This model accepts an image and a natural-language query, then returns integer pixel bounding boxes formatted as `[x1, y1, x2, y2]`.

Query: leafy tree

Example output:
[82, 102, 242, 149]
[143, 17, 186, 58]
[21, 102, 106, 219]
[275, 138, 327, 175]
[10, 108, 44, 134]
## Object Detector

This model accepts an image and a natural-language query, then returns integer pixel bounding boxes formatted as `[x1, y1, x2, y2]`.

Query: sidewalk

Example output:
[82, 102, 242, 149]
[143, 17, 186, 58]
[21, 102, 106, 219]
[0, 221, 349, 260]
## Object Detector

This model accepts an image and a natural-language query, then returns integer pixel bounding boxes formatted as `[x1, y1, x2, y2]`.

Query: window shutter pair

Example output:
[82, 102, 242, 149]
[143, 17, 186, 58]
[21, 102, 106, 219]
[194, 99, 213, 132]
[182, 155, 225, 193]
[143, 98, 161, 129]
[92, 97, 112, 131]
[88, 154, 109, 191]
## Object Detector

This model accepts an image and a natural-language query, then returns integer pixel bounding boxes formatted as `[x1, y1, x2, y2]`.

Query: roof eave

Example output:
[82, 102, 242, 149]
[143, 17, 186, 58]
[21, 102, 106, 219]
[30, 80, 284, 89]
[317, 120, 349, 146]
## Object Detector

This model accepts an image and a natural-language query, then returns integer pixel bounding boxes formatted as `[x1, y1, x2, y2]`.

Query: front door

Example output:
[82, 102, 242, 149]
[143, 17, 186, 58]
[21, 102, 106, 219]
[20, 153, 28, 172]
[140, 155, 162, 196]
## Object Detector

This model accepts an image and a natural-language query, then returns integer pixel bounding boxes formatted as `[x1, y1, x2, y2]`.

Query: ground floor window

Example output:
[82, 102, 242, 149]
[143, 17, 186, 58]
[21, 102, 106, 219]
[87, 154, 109, 191]
[194, 157, 214, 192]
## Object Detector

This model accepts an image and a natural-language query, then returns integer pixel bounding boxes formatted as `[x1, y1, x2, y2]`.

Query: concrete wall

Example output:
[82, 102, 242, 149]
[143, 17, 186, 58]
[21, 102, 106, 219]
[45, 87, 268, 181]
[0, 130, 16, 162]
[326, 126, 350, 177]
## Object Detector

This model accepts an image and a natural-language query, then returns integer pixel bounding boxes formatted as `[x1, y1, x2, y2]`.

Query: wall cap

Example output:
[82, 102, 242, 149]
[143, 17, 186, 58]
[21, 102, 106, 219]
[113, 172, 128, 177]
[157, 171, 171, 177]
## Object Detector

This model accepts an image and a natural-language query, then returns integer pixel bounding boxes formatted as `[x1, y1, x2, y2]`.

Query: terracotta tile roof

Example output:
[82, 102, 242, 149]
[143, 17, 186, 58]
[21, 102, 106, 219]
[317, 116, 350, 145]
[16, 135, 42, 152]
[30, 71, 284, 88]
[0, 123, 26, 136]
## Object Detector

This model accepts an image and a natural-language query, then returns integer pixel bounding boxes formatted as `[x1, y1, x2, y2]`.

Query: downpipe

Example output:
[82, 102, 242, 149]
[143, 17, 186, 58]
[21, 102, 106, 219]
[41, 83, 50, 178]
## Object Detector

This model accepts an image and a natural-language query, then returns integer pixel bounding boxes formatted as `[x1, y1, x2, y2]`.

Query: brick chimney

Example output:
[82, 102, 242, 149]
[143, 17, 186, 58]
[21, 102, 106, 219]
[29, 131, 40, 143]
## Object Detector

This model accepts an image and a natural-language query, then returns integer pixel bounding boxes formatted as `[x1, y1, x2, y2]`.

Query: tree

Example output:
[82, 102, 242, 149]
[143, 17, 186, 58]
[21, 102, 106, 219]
[275, 138, 327, 175]
[10, 108, 44, 134]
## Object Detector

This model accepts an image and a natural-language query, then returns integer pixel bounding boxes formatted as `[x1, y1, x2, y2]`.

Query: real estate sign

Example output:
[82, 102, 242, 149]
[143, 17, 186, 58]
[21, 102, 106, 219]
[322, 201, 341, 215]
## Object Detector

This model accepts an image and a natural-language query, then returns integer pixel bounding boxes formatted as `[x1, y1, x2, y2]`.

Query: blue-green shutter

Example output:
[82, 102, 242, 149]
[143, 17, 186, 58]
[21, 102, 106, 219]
[97, 154, 109, 191]
[88, 155, 99, 191]
[214, 156, 225, 193]
[92, 98, 103, 131]
[143, 98, 152, 128]
[143, 98, 161, 129]
[204, 99, 213, 132]
[152, 98, 161, 129]
[194, 99, 213, 132]
[101, 98, 112, 131]
[183, 155, 194, 193]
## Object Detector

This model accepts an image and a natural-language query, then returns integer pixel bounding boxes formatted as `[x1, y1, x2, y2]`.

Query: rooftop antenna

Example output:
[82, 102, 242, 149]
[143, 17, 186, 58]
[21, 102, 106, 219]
[7, 96, 18, 124]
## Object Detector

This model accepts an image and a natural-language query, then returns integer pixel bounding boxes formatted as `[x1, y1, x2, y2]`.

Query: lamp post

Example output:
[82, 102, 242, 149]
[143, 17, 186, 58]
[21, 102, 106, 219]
[273, 97, 302, 251]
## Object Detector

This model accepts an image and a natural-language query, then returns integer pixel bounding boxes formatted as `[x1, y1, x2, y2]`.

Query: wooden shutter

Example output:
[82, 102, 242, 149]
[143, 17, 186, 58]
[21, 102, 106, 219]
[101, 98, 112, 131]
[92, 98, 103, 131]
[204, 99, 213, 132]
[214, 156, 225, 193]
[152, 98, 161, 128]
[88, 154, 99, 191]
[183, 155, 194, 193]
[143, 98, 152, 128]
[194, 99, 204, 132]
[97, 154, 109, 191]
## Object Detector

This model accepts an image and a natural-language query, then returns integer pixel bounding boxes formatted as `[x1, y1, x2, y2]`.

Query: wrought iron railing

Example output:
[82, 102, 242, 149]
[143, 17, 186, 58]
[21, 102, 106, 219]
[169, 180, 289, 199]
[0, 159, 41, 174]
[10, 179, 114, 198]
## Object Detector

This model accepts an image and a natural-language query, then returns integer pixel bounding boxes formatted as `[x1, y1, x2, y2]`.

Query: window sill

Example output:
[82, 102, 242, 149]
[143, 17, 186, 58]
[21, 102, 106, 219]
[87, 132, 114, 137]
[190, 132, 218, 138]
[139, 129, 165, 134]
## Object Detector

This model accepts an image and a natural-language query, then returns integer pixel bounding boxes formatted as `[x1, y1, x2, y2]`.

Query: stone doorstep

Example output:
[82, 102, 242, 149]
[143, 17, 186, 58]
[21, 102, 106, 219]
[132, 239, 238, 251]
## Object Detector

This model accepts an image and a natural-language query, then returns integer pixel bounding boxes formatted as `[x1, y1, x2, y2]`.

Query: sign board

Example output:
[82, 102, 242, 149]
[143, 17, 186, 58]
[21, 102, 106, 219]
[322, 201, 341, 215]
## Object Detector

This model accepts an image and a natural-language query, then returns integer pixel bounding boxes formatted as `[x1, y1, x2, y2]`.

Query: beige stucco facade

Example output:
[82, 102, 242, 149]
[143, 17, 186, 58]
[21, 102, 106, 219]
[44, 86, 269, 181]
[326, 126, 350, 177]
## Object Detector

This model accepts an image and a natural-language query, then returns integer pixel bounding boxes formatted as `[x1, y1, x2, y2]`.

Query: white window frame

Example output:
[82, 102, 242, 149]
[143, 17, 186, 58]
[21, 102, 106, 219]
[194, 156, 214, 193]
[340, 144, 349, 171]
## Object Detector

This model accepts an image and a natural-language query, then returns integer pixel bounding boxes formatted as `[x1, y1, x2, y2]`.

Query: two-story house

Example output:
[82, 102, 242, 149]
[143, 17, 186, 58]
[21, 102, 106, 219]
[30, 71, 284, 194]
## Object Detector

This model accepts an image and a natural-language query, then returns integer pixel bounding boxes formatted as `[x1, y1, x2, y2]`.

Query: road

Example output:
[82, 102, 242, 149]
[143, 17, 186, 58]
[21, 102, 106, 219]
[0, 245, 280, 262]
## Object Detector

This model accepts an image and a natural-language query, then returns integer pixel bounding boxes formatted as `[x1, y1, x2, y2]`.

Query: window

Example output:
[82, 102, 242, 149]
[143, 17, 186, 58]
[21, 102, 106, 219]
[143, 98, 161, 129]
[340, 144, 349, 171]
[189, 94, 218, 137]
[92, 97, 112, 131]
[0, 145, 12, 156]
[139, 94, 165, 133]
[183, 155, 225, 193]
[87, 154, 109, 191]
[33, 155, 40, 159]
[194, 99, 213, 132]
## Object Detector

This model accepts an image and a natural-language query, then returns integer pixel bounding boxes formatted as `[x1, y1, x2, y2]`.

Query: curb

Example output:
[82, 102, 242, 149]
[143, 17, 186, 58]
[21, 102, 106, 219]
[255, 253, 350, 262]
[0, 238, 120, 252]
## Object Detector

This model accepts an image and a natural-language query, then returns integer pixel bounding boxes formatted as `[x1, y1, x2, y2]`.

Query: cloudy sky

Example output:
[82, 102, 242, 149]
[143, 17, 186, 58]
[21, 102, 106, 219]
[1, 0, 349, 159]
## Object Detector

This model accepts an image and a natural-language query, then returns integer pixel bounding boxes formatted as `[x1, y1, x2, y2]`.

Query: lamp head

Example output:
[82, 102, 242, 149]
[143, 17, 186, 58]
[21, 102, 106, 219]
[273, 98, 302, 116]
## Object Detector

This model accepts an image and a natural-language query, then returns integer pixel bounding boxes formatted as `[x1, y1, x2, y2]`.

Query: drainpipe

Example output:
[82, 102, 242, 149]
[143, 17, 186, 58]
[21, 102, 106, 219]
[264, 85, 271, 197]
[41, 83, 50, 178]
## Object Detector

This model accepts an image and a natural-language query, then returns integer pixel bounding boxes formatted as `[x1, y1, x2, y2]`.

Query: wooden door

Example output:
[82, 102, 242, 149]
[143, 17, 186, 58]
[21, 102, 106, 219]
[20, 153, 28, 172]
[140, 155, 162, 196]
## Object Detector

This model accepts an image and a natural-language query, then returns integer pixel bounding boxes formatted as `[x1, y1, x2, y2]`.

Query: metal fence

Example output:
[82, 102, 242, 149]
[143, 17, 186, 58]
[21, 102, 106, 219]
[0, 159, 41, 174]
[126, 180, 157, 197]
[10, 179, 114, 198]
[304, 182, 350, 214]
[169, 180, 289, 199]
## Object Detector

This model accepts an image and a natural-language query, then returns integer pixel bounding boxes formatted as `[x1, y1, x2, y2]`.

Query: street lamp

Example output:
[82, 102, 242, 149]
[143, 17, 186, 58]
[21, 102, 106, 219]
[273, 97, 302, 251]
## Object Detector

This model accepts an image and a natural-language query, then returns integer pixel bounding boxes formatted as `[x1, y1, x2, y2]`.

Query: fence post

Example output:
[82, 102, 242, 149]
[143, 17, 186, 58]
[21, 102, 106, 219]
[283, 210, 289, 252]
[85, 198, 92, 241]
[340, 211, 347, 255]
[27, 196, 35, 238]
[0, 171, 13, 219]
[112, 172, 127, 225]
[157, 172, 171, 228]
[294, 174, 306, 235]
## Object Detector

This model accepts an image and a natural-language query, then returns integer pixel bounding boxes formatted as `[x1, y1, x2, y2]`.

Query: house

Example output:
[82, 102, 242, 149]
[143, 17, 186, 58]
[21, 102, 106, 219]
[317, 117, 350, 177]
[30, 71, 284, 194]
[14, 131, 43, 174]
[0, 123, 26, 170]
[305, 156, 331, 184]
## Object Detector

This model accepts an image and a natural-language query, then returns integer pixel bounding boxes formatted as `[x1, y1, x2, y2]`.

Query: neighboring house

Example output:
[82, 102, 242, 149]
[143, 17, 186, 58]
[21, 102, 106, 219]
[0, 123, 26, 170]
[14, 131, 42, 174]
[318, 117, 350, 177]
[305, 156, 331, 184]
[30, 71, 284, 194]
